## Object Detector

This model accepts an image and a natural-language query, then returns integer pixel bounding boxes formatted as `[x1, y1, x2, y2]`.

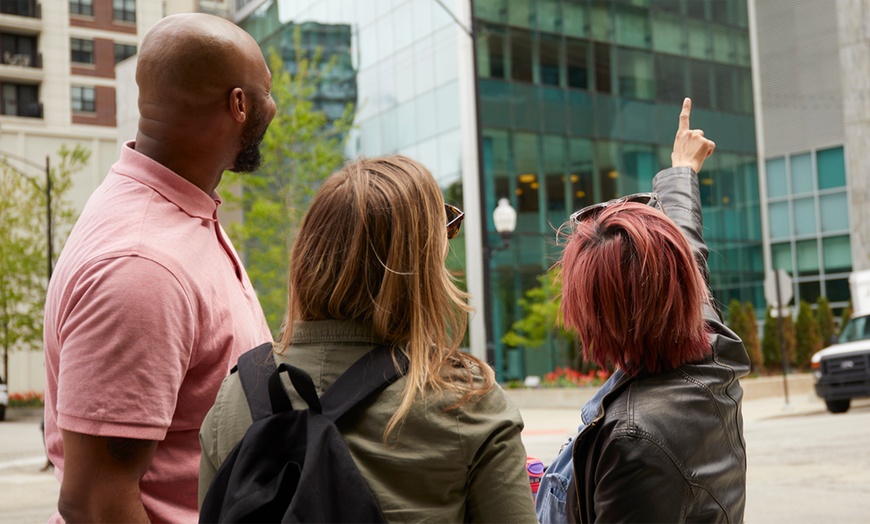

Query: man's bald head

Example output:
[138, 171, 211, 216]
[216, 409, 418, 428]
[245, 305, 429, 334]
[137, 13, 268, 113]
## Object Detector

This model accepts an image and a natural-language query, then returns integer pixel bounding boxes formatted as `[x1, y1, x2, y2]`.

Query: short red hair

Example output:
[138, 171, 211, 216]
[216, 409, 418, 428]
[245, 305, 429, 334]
[559, 202, 711, 376]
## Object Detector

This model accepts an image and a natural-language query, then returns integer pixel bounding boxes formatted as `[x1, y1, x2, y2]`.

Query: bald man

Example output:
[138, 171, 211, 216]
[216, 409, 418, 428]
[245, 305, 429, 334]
[43, 14, 276, 523]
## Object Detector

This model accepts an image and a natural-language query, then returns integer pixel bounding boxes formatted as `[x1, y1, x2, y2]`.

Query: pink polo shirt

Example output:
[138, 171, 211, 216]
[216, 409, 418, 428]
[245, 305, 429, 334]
[43, 142, 271, 523]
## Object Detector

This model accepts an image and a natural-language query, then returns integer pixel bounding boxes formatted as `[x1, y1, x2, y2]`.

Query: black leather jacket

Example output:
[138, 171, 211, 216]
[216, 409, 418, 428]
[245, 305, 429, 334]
[567, 167, 751, 523]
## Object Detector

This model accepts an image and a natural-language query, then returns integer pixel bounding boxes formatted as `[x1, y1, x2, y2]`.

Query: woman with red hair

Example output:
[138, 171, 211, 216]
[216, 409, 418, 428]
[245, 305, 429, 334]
[538, 98, 750, 523]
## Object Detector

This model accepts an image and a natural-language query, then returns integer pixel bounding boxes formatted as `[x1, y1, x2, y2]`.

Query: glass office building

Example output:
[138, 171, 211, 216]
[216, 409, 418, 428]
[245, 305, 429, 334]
[473, 0, 761, 378]
[234, 0, 762, 380]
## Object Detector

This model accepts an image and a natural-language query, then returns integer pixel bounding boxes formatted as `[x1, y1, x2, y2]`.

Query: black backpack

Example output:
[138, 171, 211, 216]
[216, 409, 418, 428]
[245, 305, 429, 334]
[200, 342, 407, 523]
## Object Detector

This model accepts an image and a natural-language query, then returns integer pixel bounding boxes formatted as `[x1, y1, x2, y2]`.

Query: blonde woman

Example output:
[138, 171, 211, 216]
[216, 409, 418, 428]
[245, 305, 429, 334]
[199, 155, 537, 522]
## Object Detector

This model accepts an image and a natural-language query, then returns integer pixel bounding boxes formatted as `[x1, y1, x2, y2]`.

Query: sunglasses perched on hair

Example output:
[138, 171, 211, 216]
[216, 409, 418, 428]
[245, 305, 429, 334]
[446, 204, 465, 240]
[570, 192, 661, 224]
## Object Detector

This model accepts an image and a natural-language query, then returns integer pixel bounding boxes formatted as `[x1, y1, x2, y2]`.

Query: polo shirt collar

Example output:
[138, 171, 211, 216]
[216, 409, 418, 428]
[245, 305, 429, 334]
[112, 141, 221, 221]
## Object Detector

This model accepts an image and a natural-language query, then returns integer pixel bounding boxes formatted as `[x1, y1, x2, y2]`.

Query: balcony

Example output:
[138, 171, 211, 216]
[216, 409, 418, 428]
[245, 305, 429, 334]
[0, 0, 40, 18]
[1, 51, 40, 68]
[0, 100, 42, 118]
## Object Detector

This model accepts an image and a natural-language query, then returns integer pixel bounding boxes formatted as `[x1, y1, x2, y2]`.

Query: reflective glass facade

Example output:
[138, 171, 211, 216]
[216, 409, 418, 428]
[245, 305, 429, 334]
[474, 0, 761, 378]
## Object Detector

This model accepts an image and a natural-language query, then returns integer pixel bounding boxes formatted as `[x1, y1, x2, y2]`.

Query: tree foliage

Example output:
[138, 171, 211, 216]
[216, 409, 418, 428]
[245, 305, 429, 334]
[838, 301, 853, 338]
[727, 300, 763, 374]
[502, 268, 578, 369]
[815, 296, 836, 347]
[0, 145, 88, 383]
[794, 300, 822, 370]
[761, 306, 796, 370]
[742, 302, 763, 374]
[222, 34, 355, 334]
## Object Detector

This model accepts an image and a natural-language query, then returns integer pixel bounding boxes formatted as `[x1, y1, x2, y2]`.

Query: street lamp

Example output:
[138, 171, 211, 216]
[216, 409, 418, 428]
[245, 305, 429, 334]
[483, 198, 517, 381]
[0, 152, 51, 386]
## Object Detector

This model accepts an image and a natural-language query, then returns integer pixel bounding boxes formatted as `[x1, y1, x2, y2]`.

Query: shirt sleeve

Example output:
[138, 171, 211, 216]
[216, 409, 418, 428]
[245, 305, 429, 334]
[463, 385, 539, 523]
[55, 255, 196, 441]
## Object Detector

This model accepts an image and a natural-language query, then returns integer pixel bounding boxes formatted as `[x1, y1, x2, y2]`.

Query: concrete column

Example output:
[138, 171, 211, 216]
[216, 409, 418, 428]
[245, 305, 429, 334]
[837, 0, 870, 270]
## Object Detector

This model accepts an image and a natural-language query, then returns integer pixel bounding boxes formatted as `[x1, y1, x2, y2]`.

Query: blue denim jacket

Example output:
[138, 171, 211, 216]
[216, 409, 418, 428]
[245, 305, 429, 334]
[535, 370, 624, 523]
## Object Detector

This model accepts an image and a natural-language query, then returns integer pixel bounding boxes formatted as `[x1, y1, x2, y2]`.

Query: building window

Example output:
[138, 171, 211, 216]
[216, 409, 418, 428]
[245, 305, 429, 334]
[71, 38, 94, 64]
[72, 86, 95, 112]
[1, 83, 40, 117]
[113, 0, 136, 23]
[1, 33, 37, 67]
[114, 43, 136, 64]
[70, 0, 94, 16]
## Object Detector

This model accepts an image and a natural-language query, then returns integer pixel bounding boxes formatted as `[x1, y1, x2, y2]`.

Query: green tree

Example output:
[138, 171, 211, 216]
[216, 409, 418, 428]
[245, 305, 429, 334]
[815, 296, 836, 347]
[727, 300, 764, 374]
[838, 301, 853, 338]
[0, 145, 89, 383]
[794, 300, 822, 370]
[502, 268, 578, 369]
[742, 302, 763, 374]
[223, 36, 355, 334]
[761, 306, 796, 370]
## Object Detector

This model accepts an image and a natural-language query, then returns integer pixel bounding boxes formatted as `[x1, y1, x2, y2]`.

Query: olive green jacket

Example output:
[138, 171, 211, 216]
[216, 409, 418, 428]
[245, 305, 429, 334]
[199, 320, 537, 523]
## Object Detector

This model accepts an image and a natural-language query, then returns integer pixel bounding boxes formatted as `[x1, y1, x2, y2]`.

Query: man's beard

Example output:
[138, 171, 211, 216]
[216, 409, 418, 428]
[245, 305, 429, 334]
[232, 106, 267, 173]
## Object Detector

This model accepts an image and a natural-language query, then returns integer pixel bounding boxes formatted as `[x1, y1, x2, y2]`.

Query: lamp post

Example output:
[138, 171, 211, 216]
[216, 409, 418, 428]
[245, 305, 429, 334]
[0, 152, 51, 386]
[483, 198, 517, 381]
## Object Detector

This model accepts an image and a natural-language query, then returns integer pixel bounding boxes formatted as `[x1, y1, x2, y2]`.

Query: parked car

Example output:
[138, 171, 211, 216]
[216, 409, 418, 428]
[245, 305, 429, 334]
[0, 377, 8, 421]
[811, 270, 870, 413]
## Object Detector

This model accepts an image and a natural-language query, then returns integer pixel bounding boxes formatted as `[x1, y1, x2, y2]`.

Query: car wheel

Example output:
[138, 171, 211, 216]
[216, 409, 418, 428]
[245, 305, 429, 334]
[825, 398, 850, 414]
[0, 405, 5, 422]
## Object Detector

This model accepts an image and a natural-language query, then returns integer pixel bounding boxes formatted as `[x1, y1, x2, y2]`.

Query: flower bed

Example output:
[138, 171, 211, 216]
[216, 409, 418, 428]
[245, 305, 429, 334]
[8, 391, 44, 408]
[542, 367, 610, 388]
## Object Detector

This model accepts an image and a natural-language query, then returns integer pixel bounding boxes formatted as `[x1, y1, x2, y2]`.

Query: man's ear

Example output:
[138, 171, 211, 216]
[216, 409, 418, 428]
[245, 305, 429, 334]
[229, 87, 247, 123]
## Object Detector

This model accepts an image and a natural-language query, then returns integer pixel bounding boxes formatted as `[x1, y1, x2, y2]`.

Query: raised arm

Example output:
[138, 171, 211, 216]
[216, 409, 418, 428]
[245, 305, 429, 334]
[653, 97, 716, 286]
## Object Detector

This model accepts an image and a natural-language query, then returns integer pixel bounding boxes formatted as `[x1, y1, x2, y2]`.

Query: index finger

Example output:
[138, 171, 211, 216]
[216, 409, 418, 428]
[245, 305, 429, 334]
[678, 97, 691, 132]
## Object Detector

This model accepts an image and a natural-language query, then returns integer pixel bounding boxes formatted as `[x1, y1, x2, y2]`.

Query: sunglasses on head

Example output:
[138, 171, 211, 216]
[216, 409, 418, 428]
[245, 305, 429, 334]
[570, 192, 661, 225]
[445, 204, 464, 240]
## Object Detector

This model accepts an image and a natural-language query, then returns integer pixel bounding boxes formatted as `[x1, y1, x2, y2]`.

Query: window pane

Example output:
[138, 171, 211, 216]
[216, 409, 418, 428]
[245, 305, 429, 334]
[537, 0, 561, 33]
[563, 0, 589, 38]
[591, 1, 613, 42]
[771, 242, 792, 273]
[687, 20, 710, 60]
[508, 0, 532, 28]
[621, 143, 656, 194]
[769, 201, 790, 239]
[569, 137, 594, 209]
[793, 197, 816, 236]
[766, 157, 788, 198]
[817, 146, 846, 189]
[823, 235, 852, 273]
[543, 135, 567, 223]
[820, 192, 849, 232]
[594, 43, 611, 93]
[539, 35, 561, 86]
[651, 12, 685, 55]
[712, 25, 735, 63]
[689, 60, 712, 108]
[596, 141, 619, 200]
[566, 38, 589, 89]
[478, 27, 506, 79]
[615, 4, 650, 48]
[799, 280, 821, 304]
[826, 278, 850, 302]
[791, 152, 813, 194]
[655, 54, 687, 104]
[476, 0, 508, 24]
[510, 29, 533, 83]
[513, 132, 540, 215]
[617, 48, 654, 100]
[796, 239, 820, 277]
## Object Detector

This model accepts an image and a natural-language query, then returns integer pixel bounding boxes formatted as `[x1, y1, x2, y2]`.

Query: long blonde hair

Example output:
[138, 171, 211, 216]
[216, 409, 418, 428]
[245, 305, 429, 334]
[279, 155, 494, 436]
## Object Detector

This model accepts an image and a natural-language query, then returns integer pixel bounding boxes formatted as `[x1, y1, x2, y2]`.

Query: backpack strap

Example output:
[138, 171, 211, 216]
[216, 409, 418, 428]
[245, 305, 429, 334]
[320, 344, 409, 423]
[237, 342, 280, 422]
